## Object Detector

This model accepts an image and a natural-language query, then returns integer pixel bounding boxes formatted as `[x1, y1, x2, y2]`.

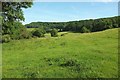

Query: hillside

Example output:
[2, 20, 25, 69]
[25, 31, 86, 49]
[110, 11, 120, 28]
[25, 16, 119, 33]
[2, 28, 118, 78]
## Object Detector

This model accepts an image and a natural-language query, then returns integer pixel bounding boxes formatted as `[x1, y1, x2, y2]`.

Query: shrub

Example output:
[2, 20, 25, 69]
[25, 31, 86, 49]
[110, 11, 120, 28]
[19, 27, 31, 39]
[11, 27, 31, 40]
[2, 35, 11, 43]
[50, 28, 58, 37]
[10, 22, 31, 40]
[32, 28, 46, 37]
[2, 22, 32, 42]
[81, 27, 90, 33]
[113, 24, 118, 28]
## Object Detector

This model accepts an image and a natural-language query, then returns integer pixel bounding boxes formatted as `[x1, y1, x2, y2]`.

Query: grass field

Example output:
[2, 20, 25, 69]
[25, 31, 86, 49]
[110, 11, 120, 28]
[27, 28, 36, 31]
[2, 28, 118, 78]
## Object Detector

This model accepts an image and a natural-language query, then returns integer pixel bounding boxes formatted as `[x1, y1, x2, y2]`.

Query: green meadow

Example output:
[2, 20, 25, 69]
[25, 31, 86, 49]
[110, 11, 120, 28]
[2, 28, 118, 78]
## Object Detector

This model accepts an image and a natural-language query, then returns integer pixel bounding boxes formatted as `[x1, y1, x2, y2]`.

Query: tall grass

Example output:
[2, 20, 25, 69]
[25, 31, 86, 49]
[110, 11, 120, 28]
[2, 28, 118, 78]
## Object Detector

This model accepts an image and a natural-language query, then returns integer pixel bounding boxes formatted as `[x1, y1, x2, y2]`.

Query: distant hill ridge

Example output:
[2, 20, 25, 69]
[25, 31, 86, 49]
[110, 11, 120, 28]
[25, 16, 119, 33]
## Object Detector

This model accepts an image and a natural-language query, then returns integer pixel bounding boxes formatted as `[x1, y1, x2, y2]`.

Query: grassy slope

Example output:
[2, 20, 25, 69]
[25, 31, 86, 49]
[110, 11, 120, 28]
[2, 28, 118, 78]
[27, 28, 36, 31]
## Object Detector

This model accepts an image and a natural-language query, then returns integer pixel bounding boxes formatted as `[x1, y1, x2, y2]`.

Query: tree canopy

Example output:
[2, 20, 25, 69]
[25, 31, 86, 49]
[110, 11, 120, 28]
[2, 2, 33, 34]
[25, 16, 119, 33]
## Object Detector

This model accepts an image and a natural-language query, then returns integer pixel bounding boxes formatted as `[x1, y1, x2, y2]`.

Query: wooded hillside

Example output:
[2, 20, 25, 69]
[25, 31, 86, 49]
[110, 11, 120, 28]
[25, 16, 119, 33]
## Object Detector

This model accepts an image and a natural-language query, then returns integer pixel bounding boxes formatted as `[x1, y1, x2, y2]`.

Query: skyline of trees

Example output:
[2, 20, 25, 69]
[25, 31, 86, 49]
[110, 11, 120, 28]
[25, 16, 119, 33]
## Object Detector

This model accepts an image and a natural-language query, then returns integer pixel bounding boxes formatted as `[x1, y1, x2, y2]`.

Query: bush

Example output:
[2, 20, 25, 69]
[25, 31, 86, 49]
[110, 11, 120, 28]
[2, 35, 11, 43]
[32, 28, 46, 37]
[113, 24, 118, 28]
[10, 22, 31, 40]
[19, 27, 31, 39]
[2, 22, 32, 42]
[50, 28, 58, 37]
[81, 27, 90, 33]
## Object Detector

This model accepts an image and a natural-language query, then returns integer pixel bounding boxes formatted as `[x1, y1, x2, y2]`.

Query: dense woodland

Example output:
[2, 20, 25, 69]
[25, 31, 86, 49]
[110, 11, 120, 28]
[25, 16, 119, 33]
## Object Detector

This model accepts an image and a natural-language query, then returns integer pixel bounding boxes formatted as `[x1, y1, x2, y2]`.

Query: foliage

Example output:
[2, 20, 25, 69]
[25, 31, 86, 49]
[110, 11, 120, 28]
[50, 28, 58, 37]
[19, 27, 31, 39]
[2, 2, 33, 35]
[9, 22, 31, 40]
[25, 16, 119, 33]
[2, 35, 11, 43]
[32, 27, 46, 37]
[81, 27, 90, 33]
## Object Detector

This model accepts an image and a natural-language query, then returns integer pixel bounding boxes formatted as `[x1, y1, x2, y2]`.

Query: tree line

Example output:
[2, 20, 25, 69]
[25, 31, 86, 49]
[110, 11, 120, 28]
[1, 2, 119, 43]
[25, 16, 119, 33]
